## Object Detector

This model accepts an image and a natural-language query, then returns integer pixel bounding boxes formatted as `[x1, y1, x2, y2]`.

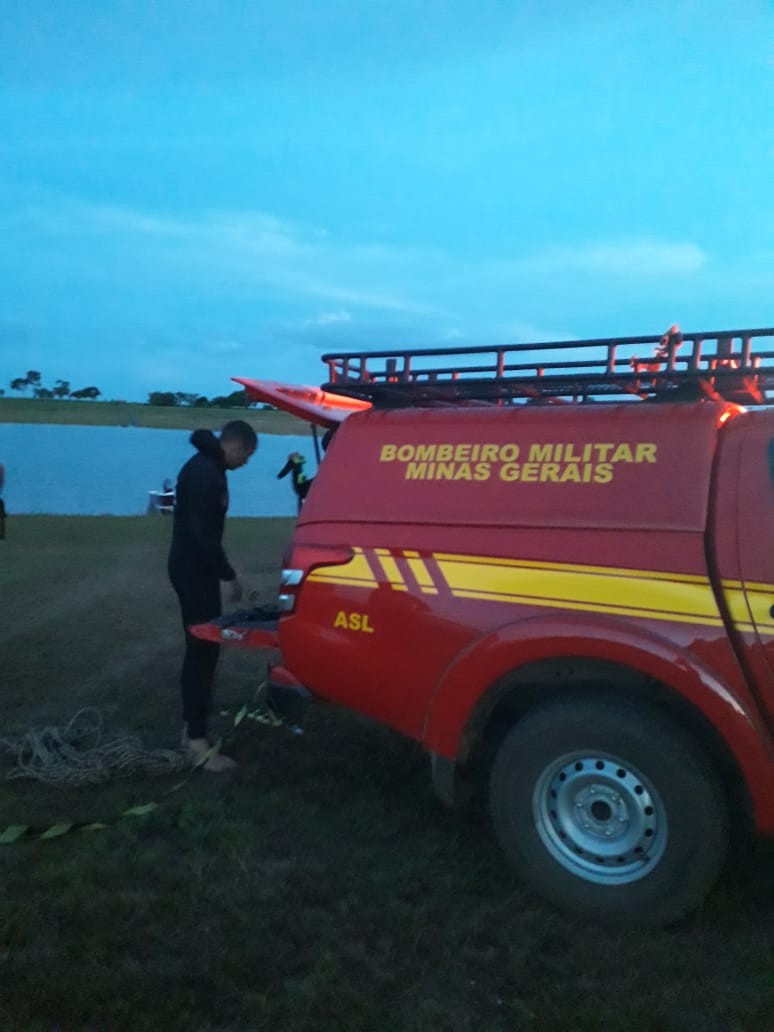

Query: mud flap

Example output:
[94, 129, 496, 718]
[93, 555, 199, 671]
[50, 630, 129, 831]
[267, 666, 311, 726]
[430, 751, 474, 809]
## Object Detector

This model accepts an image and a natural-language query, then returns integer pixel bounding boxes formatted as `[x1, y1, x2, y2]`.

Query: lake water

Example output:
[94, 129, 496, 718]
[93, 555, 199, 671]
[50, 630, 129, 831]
[0, 424, 314, 516]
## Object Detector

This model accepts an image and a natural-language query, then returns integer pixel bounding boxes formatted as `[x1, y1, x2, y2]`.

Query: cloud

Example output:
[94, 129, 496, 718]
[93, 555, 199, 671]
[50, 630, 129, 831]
[518, 239, 708, 277]
[306, 310, 352, 326]
[4, 195, 442, 316]
[0, 190, 711, 349]
[501, 320, 576, 343]
[1, 185, 732, 404]
[208, 339, 242, 352]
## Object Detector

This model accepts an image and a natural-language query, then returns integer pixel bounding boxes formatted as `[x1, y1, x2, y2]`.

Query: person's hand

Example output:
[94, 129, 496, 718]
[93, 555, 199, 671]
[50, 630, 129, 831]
[226, 577, 244, 604]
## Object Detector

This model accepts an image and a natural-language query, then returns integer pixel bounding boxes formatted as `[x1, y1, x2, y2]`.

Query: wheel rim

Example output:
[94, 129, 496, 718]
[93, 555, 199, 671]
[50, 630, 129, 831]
[532, 751, 668, 885]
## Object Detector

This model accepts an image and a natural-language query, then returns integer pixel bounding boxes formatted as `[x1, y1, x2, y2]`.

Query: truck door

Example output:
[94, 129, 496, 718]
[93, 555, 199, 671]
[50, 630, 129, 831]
[723, 419, 774, 716]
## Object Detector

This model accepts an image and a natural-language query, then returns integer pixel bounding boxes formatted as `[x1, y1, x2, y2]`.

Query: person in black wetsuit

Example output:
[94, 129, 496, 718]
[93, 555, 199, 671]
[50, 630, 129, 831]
[276, 451, 312, 512]
[276, 429, 336, 513]
[168, 420, 257, 770]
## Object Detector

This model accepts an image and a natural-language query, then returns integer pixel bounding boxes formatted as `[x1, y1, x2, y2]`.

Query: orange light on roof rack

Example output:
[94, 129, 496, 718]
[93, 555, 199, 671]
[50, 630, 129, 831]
[718, 407, 742, 426]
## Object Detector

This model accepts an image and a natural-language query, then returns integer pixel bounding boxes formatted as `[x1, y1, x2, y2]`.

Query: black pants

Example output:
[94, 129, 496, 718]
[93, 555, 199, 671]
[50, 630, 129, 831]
[168, 560, 222, 740]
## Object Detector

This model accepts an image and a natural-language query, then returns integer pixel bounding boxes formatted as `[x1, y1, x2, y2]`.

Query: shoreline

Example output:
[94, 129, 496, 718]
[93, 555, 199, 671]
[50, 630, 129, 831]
[0, 397, 303, 434]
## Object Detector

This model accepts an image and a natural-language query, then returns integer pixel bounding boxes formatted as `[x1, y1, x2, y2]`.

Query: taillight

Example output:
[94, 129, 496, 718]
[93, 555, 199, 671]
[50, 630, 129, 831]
[278, 544, 353, 613]
[278, 568, 303, 612]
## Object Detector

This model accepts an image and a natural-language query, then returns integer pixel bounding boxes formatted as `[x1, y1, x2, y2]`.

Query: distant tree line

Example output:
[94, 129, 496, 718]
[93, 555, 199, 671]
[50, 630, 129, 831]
[8, 370, 101, 400]
[147, 389, 263, 408]
[3, 370, 270, 410]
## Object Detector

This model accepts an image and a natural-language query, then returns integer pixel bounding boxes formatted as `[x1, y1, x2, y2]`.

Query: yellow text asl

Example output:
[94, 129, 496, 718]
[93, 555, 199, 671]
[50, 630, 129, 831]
[333, 610, 375, 633]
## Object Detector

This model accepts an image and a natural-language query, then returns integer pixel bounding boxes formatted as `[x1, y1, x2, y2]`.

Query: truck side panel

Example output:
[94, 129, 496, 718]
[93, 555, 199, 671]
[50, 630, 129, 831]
[285, 401, 753, 740]
[711, 412, 774, 724]
[299, 402, 723, 532]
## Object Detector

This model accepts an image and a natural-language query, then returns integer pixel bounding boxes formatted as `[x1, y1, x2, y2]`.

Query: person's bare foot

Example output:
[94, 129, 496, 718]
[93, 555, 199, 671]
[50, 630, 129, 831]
[202, 751, 238, 772]
[185, 736, 238, 772]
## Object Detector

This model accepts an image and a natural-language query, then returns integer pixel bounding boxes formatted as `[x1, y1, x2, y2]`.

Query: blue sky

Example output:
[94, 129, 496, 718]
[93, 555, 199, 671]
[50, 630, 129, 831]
[0, 0, 771, 402]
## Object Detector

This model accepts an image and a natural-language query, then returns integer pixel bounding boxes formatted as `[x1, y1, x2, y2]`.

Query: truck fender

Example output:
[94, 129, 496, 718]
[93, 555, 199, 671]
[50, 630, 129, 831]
[421, 612, 774, 833]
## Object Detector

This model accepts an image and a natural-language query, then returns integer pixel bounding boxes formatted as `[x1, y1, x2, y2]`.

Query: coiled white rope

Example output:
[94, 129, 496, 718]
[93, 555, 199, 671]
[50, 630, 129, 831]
[0, 709, 191, 786]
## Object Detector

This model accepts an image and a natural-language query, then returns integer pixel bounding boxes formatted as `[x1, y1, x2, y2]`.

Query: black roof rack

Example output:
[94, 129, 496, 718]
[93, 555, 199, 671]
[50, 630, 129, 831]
[322, 327, 774, 408]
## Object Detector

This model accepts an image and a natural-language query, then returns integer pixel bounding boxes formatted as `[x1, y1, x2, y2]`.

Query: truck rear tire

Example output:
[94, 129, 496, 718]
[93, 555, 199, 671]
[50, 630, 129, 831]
[489, 695, 729, 927]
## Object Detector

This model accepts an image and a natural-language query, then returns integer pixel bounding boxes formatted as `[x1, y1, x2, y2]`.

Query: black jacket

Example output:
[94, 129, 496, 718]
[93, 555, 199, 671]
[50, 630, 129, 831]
[168, 429, 235, 581]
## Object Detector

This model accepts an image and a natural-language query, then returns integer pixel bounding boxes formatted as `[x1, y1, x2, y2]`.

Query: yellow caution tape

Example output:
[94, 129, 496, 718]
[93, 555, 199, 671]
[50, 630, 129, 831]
[0, 803, 159, 845]
[219, 706, 284, 729]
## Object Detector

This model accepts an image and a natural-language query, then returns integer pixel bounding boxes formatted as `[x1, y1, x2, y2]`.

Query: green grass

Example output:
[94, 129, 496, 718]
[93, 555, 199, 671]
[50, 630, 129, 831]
[1, 517, 773, 1031]
[0, 396, 302, 433]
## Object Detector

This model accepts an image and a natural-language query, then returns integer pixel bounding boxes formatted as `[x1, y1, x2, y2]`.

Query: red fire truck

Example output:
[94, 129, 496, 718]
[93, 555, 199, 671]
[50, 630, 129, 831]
[194, 326, 774, 926]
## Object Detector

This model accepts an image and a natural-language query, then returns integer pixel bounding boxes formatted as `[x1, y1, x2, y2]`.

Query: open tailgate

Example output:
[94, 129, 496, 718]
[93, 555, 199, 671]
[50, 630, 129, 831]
[189, 606, 280, 649]
[233, 377, 371, 429]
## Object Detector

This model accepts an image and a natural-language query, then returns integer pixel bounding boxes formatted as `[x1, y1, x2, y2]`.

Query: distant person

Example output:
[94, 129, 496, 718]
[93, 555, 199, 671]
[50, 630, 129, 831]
[168, 420, 257, 771]
[147, 476, 176, 515]
[159, 476, 175, 513]
[277, 451, 313, 512]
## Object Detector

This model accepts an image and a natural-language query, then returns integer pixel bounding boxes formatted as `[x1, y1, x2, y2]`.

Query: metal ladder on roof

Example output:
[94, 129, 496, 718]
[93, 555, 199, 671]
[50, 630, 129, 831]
[321, 327, 774, 407]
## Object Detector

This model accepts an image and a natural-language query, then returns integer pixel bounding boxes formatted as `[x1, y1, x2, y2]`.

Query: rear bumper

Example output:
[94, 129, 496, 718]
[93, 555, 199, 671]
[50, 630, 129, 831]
[188, 612, 310, 724]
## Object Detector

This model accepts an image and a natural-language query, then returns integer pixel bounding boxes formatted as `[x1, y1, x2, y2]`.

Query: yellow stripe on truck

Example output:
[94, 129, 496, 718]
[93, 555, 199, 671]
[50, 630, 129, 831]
[306, 547, 774, 637]
[307, 547, 378, 588]
[722, 581, 774, 635]
[373, 548, 409, 591]
[402, 550, 439, 595]
[434, 554, 724, 628]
